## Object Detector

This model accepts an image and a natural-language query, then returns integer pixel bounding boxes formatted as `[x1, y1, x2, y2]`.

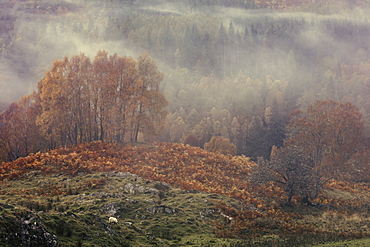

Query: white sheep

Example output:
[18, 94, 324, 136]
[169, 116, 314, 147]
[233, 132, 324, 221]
[220, 212, 233, 222]
[108, 216, 118, 224]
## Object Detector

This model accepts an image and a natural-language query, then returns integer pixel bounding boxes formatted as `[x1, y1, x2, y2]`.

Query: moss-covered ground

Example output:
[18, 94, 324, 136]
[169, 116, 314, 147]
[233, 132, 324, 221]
[0, 142, 368, 246]
[0, 171, 243, 246]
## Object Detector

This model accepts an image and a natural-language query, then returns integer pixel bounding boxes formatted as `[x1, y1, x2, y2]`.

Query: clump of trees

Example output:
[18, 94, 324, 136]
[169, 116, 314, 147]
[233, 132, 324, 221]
[253, 100, 366, 206]
[0, 51, 168, 161]
[1, 1, 369, 194]
[2, 0, 370, 161]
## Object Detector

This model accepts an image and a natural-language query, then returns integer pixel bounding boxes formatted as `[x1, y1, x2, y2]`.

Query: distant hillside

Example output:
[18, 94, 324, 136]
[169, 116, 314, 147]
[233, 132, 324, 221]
[254, 0, 370, 10]
[0, 142, 369, 246]
[133, 0, 370, 10]
[0, 102, 8, 113]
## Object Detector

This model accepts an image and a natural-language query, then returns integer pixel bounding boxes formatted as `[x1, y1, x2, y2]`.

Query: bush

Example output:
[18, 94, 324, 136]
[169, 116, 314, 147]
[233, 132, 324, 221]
[204, 136, 237, 155]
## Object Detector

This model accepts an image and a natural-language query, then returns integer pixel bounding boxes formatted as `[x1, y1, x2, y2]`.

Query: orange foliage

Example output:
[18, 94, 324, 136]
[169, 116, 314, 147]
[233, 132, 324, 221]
[1, 141, 368, 239]
[214, 200, 310, 239]
[204, 136, 237, 155]
[287, 100, 364, 180]
[0, 141, 256, 202]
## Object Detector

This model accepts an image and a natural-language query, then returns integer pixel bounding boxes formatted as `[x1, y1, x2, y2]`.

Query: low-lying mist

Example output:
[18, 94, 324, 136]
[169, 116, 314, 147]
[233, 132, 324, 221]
[1, 0, 370, 164]
[1, 0, 370, 109]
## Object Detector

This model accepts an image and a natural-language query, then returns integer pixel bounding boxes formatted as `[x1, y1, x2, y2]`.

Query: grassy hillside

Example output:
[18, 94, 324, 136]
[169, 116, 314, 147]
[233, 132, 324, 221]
[0, 171, 243, 246]
[0, 142, 369, 246]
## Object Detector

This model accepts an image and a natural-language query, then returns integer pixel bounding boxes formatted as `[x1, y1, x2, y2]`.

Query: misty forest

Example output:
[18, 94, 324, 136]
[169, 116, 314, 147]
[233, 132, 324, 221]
[0, 0, 370, 246]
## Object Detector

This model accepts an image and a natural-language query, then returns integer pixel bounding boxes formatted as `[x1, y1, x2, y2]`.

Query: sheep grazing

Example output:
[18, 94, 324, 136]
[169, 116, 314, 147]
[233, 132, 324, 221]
[108, 216, 118, 224]
[220, 212, 233, 222]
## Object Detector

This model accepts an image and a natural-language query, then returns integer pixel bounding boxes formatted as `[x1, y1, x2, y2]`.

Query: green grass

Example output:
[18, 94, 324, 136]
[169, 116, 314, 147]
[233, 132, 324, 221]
[0, 171, 241, 246]
[314, 238, 370, 246]
[1, 170, 369, 246]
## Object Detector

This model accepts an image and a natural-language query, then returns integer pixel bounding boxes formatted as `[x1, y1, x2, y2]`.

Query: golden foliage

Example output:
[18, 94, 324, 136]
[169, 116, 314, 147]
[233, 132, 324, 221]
[0, 141, 369, 240]
[0, 141, 255, 201]
[36, 51, 167, 146]
[204, 136, 237, 155]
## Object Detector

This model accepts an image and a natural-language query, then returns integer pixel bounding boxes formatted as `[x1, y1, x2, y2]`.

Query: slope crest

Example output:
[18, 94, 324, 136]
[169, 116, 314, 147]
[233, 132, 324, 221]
[0, 141, 257, 201]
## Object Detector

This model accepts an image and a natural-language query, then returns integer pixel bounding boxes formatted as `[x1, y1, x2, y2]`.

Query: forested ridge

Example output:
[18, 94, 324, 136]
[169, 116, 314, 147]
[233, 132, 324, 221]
[0, 0, 369, 191]
[1, 0, 370, 159]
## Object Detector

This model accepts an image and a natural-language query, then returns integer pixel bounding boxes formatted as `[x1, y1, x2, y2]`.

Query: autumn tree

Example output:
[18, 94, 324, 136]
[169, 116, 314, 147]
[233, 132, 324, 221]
[130, 53, 168, 142]
[0, 93, 43, 161]
[37, 54, 92, 147]
[204, 136, 237, 155]
[286, 99, 364, 201]
[169, 117, 186, 142]
[253, 145, 314, 206]
[36, 51, 167, 148]
[92, 51, 141, 143]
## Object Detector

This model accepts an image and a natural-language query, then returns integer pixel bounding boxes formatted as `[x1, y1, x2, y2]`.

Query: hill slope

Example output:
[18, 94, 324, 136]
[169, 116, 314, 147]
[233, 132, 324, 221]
[0, 142, 257, 201]
[0, 142, 369, 246]
[0, 170, 243, 246]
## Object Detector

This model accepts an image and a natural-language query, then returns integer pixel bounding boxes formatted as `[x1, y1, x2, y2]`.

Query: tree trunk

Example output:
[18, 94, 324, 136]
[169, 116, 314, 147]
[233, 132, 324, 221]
[285, 189, 294, 207]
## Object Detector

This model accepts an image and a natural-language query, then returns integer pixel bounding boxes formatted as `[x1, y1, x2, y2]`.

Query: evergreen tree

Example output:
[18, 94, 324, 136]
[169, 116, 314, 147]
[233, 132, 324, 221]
[245, 116, 268, 160]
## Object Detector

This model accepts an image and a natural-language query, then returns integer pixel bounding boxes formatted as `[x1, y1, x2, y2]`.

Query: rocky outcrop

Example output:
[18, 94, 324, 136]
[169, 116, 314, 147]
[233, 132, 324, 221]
[1, 212, 59, 247]
[90, 191, 126, 198]
[105, 171, 139, 179]
[152, 181, 171, 191]
[146, 205, 176, 214]
[100, 202, 125, 215]
[124, 183, 160, 195]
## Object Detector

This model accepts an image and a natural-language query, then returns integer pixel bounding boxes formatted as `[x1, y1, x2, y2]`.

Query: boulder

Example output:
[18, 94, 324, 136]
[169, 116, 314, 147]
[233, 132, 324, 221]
[100, 202, 124, 215]
[123, 183, 159, 195]
[105, 171, 139, 179]
[146, 205, 176, 214]
[2, 214, 59, 247]
[152, 181, 171, 191]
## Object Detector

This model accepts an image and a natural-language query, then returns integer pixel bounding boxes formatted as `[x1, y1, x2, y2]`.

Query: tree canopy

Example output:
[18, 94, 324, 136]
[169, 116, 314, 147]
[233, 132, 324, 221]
[253, 100, 365, 205]
[287, 100, 364, 178]
[0, 51, 167, 161]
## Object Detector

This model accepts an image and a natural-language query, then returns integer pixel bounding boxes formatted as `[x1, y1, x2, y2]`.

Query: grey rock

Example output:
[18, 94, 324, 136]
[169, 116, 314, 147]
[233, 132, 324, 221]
[126, 198, 139, 204]
[123, 183, 137, 194]
[153, 181, 171, 191]
[146, 205, 176, 214]
[146, 199, 157, 204]
[124, 183, 159, 195]
[90, 192, 112, 198]
[135, 214, 147, 220]
[100, 202, 124, 215]
[105, 171, 139, 179]
[90, 192, 126, 198]
[2, 214, 59, 247]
